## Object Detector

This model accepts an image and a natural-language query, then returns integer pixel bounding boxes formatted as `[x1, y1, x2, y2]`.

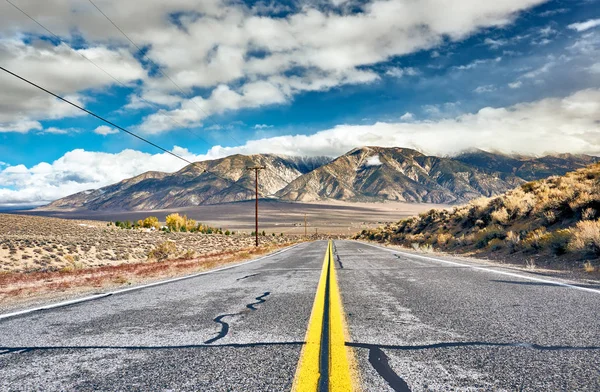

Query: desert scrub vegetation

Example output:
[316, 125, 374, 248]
[356, 163, 600, 270]
[0, 213, 298, 274]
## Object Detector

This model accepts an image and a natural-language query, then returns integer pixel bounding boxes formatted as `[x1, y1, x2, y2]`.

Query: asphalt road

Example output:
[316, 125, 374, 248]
[1, 240, 599, 391]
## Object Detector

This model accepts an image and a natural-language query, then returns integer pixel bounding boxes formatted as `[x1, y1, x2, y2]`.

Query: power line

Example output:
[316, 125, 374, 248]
[86, 0, 224, 134]
[0, 65, 259, 197]
[84, 0, 305, 193]
[4, 0, 215, 146]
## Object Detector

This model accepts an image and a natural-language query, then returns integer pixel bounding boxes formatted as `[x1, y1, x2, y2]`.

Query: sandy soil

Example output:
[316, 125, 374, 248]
[0, 213, 297, 274]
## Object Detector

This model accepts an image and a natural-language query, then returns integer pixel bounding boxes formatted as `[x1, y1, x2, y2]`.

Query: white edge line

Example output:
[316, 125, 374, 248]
[0, 242, 306, 321]
[357, 241, 600, 295]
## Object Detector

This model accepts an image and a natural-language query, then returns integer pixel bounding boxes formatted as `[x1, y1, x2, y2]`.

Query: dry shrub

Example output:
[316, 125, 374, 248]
[474, 226, 507, 249]
[488, 238, 504, 251]
[569, 219, 600, 256]
[541, 229, 572, 256]
[436, 233, 453, 247]
[583, 261, 596, 273]
[523, 228, 549, 252]
[491, 208, 509, 225]
[505, 231, 521, 253]
[148, 240, 178, 261]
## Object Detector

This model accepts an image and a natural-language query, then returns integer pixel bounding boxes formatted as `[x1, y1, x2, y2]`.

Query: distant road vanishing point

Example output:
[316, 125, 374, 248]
[1, 240, 599, 391]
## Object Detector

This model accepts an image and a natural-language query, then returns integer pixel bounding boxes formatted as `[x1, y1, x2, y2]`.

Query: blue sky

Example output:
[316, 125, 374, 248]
[0, 0, 599, 206]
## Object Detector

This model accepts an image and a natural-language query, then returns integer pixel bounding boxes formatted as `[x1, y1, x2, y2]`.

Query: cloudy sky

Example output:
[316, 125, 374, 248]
[1, 0, 599, 207]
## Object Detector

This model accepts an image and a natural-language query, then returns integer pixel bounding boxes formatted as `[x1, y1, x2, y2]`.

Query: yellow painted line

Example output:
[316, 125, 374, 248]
[328, 241, 361, 391]
[292, 241, 361, 391]
[292, 241, 330, 391]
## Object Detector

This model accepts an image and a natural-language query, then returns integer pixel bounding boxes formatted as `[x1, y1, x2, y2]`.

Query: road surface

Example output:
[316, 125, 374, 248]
[1, 240, 599, 391]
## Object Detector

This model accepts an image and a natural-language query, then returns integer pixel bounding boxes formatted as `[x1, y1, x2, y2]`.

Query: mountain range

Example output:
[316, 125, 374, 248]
[40, 147, 599, 211]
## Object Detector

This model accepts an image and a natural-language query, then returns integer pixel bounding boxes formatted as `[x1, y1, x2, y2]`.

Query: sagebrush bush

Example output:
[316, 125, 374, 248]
[148, 241, 177, 262]
[542, 229, 572, 256]
[569, 219, 600, 256]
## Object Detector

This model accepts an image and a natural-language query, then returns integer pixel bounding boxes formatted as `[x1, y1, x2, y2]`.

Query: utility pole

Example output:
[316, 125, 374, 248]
[247, 165, 266, 246]
[304, 213, 307, 238]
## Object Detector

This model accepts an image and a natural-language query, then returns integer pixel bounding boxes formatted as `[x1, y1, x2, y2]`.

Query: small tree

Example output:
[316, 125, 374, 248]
[261, 230, 266, 236]
[166, 213, 185, 231]
[143, 216, 160, 229]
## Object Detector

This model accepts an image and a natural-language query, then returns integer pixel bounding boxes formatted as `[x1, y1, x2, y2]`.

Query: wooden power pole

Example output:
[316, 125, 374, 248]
[247, 165, 266, 246]
[304, 213, 307, 238]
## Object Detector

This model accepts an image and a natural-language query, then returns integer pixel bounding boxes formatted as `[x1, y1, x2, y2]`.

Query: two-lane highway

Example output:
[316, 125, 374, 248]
[1, 240, 599, 391]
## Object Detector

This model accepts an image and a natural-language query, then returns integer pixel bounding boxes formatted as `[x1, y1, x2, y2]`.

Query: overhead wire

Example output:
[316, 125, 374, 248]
[84, 0, 298, 195]
[6, 0, 302, 220]
[4, 0, 216, 146]
[0, 65, 259, 197]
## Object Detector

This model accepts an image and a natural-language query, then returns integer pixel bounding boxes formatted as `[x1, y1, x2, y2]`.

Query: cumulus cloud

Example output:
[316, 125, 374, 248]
[254, 124, 273, 129]
[385, 67, 419, 78]
[0, 0, 547, 133]
[0, 148, 202, 208]
[568, 19, 600, 32]
[473, 85, 496, 93]
[508, 81, 522, 89]
[4, 88, 599, 207]
[400, 112, 414, 121]
[0, 38, 145, 132]
[93, 125, 119, 136]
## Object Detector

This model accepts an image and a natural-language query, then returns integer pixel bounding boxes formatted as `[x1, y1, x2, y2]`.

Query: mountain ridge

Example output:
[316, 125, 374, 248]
[39, 147, 599, 211]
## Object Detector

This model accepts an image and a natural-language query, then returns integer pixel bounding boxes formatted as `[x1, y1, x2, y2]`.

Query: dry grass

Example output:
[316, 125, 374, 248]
[0, 239, 297, 305]
[357, 163, 600, 268]
[0, 213, 304, 305]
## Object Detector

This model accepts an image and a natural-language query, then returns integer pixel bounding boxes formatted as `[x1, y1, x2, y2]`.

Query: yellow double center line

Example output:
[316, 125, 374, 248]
[292, 241, 361, 391]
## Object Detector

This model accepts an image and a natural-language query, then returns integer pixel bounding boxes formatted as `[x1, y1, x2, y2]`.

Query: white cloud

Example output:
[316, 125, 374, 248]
[365, 155, 383, 166]
[385, 67, 419, 78]
[474, 85, 496, 93]
[539, 8, 568, 17]
[455, 57, 502, 70]
[590, 63, 600, 74]
[0, 147, 203, 207]
[4, 88, 600, 207]
[0, 0, 548, 133]
[568, 19, 600, 32]
[400, 112, 414, 121]
[93, 125, 119, 136]
[483, 38, 507, 49]
[508, 81, 522, 89]
[0, 38, 145, 132]
[254, 124, 274, 129]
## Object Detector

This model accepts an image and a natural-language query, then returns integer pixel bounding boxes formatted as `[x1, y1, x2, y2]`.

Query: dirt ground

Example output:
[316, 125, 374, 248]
[0, 213, 297, 274]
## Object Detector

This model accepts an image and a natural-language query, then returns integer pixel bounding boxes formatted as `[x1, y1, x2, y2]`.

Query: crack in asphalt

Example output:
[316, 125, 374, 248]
[347, 341, 600, 351]
[204, 292, 271, 344]
[368, 346, 411, 392]
[346, 341, 600, 392]
[0, 341, 304, 355]
[336, 254, 344, 269]
[236, 273, 259, 281]
[246, 292, 271, 311]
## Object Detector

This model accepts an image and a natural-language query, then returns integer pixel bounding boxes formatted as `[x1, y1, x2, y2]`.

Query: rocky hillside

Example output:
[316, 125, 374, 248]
[278, 147, 523, 203]
[356, 163, 600, 267]
[456, 149, 599, 181]
[41, 154, 330, 211]
[40, 147, 599, 211]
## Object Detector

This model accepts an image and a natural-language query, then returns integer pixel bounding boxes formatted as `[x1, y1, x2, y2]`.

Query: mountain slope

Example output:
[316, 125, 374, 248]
[356, 162, 600, 265]
[40, 147, 600, 211]
[276, 147, 523, 204]
[41, 154, 330, 211]
[455, 149, 599, 181]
